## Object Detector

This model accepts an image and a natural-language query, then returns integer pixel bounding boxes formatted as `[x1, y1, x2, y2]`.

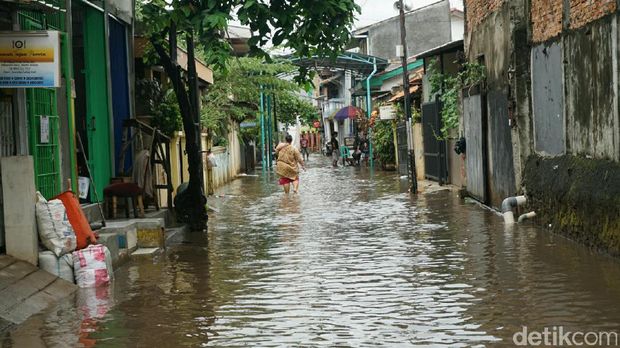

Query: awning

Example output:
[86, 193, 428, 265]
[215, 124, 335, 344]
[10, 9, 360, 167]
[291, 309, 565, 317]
[388, 85, 420, 103]
[286, 52, 389, 76]
[368, 59, 424, 88]
[415, 40, 464, 60]
[0, 0, 65, 11]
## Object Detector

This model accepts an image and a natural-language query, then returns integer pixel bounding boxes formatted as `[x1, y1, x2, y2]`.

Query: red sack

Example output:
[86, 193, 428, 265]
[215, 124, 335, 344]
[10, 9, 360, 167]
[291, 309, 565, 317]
[54, 191, 97, 250]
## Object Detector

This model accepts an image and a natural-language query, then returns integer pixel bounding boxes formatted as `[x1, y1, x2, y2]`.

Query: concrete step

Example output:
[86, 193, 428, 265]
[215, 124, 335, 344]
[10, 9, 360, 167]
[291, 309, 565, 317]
[0, 255, 76, 328]
[131, 248, 160, 258]
[94, 218, 166, 268]
[82, 204, 175, 228]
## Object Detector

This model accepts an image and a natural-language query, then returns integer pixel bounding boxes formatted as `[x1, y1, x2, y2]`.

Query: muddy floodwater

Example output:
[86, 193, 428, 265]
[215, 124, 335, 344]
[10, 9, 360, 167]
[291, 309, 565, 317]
[3, 158, 620, 347]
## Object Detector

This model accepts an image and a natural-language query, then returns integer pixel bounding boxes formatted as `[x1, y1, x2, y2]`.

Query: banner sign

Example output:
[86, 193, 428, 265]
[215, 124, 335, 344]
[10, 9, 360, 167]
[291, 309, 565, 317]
[0, 31, 61, 88]
[379, 105, 396, 120]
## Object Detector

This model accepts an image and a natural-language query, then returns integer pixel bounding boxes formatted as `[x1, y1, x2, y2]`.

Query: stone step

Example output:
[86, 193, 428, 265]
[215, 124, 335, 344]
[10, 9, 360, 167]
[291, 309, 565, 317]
[0, 256, 76, 327]
[82, 204, 174, 228]
[131, 248, 160, 258]
[95, 217, 166, 267]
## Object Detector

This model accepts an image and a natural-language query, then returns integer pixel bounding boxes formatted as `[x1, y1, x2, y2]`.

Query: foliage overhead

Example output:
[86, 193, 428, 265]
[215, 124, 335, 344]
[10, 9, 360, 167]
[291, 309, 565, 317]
[139, 0, 361, 82]
[136, 79, 182, 137]
[202, 57, 319, 144]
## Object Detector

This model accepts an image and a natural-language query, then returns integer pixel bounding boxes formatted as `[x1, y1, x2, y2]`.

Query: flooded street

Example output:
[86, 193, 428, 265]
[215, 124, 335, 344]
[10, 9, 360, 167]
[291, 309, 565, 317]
[4, 157, 620, 347]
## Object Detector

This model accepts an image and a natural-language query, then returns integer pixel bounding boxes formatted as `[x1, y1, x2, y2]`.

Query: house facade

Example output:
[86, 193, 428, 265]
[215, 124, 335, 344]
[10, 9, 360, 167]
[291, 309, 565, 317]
[463, 0, 620, 254]
[0, 0, 134, 263]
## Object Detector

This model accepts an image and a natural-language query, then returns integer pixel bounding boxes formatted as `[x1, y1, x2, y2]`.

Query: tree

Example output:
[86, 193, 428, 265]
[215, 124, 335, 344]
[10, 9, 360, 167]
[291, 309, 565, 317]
[202, 57, 319, 145]
[140, 0, 359, 230]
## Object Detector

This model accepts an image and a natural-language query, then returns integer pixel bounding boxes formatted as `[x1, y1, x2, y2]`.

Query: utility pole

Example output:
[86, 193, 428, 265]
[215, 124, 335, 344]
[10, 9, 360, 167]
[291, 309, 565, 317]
[397, 0, 418, 194]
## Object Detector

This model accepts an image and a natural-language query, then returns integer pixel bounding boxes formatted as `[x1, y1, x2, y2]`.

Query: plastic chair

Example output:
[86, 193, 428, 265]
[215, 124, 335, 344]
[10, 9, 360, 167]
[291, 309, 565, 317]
[340, 146, 352, 166]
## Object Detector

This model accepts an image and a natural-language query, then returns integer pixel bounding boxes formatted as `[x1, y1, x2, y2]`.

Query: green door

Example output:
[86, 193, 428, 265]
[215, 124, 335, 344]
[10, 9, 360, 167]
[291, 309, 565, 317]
[83, 7, 112, 201]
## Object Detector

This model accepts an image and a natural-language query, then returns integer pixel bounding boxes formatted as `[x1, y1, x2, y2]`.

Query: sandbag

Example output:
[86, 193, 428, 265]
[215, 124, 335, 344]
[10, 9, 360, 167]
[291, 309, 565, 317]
[73, 244, 112, 288]
[35, 192, 77, 257]
[38, 251, 74, 283]
[53, 191, 97, 250]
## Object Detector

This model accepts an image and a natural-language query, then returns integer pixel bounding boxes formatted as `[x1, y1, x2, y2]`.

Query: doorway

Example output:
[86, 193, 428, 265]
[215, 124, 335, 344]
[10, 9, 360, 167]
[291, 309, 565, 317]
[72, 3, 112, 202]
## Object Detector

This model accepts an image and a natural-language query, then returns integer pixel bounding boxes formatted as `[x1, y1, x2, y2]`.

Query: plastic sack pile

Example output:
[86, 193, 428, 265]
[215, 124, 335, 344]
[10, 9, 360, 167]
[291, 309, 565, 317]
[35, 191, 112, 288]
[73, 245, 113, 288]
[35, 192, 77, 257]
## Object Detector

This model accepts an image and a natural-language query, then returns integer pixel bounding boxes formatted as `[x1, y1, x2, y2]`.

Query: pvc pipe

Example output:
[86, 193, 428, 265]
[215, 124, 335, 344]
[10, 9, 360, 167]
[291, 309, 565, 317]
[260, 87, 266, 170]
[518, 212, 537, 223]
[366, 57, 378, 168]
[502, 195, 527, 225]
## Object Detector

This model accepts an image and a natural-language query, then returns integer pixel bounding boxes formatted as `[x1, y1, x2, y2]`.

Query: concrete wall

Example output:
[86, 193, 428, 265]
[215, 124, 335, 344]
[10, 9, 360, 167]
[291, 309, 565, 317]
[564, 16, 618, 159]
[447, 136, 465, 188]
[451, 15, 465, 41]
[366, 1, 452, 60]
[529, 9, 620, 161]
[523, 155, 620, 256]
[107, 0, 133, 24]
[464, 0, 620, 253]
[1, 157, 37, 265]
[413, 123, 425, 180]
[210, 123, 242, 190]
[168, 122, 242, 203]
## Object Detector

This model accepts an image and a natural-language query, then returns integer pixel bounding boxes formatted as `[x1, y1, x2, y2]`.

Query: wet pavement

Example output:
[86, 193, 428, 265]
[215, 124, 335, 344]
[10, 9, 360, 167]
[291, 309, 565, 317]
[3, 156, 620, 347]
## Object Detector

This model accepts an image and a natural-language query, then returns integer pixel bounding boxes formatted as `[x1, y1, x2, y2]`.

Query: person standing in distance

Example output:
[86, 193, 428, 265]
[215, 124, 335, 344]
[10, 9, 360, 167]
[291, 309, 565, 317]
[300, 131, 310, 161]
[276, 134, 306, 194]
[330, 132, 340, 167]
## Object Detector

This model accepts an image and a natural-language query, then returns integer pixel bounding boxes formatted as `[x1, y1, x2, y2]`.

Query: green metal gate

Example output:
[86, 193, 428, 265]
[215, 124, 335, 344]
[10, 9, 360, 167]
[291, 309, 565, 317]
[19, 9, 64, 199]
[26, 89, 62, 199]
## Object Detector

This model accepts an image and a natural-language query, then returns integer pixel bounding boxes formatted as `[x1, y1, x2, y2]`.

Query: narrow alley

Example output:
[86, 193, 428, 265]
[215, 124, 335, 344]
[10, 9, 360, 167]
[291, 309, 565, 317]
[4, 158, 620, 347]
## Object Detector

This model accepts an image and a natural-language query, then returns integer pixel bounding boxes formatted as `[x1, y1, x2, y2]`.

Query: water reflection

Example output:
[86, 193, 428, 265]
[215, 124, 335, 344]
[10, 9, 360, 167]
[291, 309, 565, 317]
[3, 158, 620, 347]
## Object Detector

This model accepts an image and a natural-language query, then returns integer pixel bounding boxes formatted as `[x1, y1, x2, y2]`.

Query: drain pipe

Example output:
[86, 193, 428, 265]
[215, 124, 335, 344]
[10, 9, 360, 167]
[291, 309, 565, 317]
[518, 211, 537, 223]
[366, 57, 378, 169]
[502, 195, 527, 224]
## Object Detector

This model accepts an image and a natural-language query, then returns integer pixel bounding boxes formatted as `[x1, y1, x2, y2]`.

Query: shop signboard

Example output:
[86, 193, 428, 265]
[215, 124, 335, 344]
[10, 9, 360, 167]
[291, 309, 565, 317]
[379, 105, 396, 120]
[0, 31, 61, 88]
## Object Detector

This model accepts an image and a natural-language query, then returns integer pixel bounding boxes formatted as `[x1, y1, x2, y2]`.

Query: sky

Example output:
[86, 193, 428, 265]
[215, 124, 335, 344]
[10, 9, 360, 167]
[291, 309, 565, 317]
[354, 0, 464, 29]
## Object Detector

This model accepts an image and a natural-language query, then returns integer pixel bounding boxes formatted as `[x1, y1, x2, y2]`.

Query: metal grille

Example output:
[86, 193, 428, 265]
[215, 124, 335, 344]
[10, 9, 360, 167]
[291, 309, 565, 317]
[0, 98, 15, 157]
[17, 9, 64, 200]
[396, 122, 409, 176]
[27, 89, 61, 199]
[422, 100, 448, 183]
[18, 4, 65, 31]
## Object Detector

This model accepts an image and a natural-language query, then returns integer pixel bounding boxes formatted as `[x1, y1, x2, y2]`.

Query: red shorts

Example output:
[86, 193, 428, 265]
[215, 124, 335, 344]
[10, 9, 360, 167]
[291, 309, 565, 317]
[279, 177, 298, 185]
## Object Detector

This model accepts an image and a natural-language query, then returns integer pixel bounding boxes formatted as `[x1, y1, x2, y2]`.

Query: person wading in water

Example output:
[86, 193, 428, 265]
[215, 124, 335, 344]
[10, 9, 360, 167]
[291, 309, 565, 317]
[276, 134, 306, 194]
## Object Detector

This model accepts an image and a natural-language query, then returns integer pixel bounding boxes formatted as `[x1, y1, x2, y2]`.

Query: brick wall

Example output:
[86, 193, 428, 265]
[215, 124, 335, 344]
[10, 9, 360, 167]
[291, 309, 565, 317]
[465, 0, 505, 30]
[570, 0, 616, 29]
[531, 0, 563, 43]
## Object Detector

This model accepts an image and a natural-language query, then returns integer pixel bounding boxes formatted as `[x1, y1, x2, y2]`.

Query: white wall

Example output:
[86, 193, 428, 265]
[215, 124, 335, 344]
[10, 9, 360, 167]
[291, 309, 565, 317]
[451, 15, 464, 41]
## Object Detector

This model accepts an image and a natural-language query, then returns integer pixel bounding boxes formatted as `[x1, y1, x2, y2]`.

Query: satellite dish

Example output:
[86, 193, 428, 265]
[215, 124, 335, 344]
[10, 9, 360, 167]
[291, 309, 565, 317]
[393, 1, 413, 11]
